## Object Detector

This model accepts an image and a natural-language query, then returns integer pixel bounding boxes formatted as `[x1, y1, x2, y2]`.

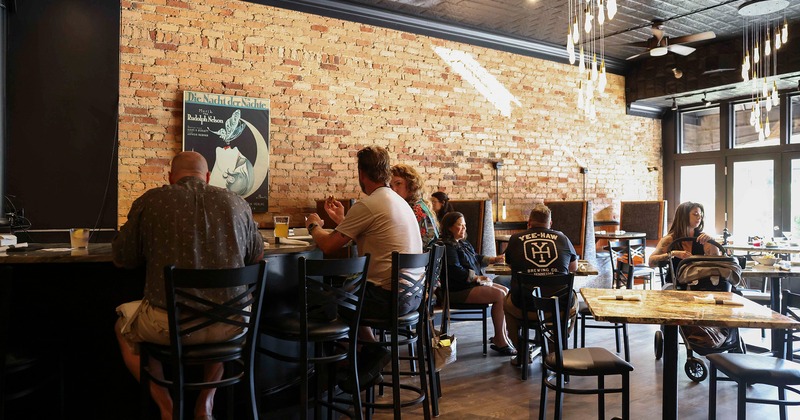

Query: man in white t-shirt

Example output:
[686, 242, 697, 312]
[305, 146, 423, 391]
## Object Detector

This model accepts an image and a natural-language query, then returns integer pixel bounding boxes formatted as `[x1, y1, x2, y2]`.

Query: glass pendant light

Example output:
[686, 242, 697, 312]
[607, 0, 617, 20]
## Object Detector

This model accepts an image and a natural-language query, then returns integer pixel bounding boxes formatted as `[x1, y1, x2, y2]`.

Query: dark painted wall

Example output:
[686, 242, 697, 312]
[5, 0, 119, 242]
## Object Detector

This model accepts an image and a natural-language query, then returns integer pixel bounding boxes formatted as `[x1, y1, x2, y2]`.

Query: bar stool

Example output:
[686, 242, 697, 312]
[139, 261, 268, 420]
[257, 255, 370, 420]
[420, 244, 446, 416]
[360, 250, 432, 419]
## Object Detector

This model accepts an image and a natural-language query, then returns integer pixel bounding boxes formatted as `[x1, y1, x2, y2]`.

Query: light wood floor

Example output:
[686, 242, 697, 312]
[366, 319, 800, 419]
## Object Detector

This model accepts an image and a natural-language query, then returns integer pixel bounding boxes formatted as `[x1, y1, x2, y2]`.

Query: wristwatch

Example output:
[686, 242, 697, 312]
[307, 222, 319, 233]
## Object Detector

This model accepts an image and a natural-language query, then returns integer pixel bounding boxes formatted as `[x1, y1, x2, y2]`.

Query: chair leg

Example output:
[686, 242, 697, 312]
[597, 375, 605, 420]
[554, 373, 564, 420]
[482, 308, 488, 356]
[737, 380, 747, 420]
[580, 314, 587, 348]
[708, 365, 717, 420]
[622, 372, 630, 420]
[614, 325, 621, 353]
[779, 386, 787, 420]
[539, 371, 548, 420]
[416, 325, 432, 420]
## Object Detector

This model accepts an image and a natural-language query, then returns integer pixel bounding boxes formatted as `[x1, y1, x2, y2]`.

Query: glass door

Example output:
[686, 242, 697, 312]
[781, 152, 800, 240]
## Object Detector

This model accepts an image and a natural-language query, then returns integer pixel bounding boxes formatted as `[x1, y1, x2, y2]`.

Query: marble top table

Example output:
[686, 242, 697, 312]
[581, 287, 800, 420]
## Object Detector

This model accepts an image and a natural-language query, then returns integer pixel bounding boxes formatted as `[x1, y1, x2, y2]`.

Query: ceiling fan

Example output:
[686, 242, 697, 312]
[626, 19, 716, 60]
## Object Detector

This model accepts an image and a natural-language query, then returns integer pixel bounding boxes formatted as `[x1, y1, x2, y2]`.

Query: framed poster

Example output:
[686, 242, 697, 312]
[183, 91, 270, 212]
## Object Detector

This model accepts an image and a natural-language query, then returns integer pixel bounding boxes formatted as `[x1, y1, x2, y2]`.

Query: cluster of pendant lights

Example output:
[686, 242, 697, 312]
[740, 2, 789, 142]
[566, 0, 618, 120]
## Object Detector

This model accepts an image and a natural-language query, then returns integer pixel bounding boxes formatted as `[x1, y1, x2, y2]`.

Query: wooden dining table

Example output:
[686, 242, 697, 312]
[580, 287, 800, 420]
[740, 263, 800, 355]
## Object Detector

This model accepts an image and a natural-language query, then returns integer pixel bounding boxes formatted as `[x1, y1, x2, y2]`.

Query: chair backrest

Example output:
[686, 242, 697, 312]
[530, 292, 568, 369]
[423, 244, 445, 324]
[391, 250, 431, 319]
[315, 198, 357, 258]
[619, 200, 667, 246]
[544, 200, 595, 260]
[608, 238, 648, 289]
[513, 272, 575, 320]
[782, 289, 800, 360]
[299, 254, 371, 334]
[163, 261, 268, 360]
[450, 200, 496, 256]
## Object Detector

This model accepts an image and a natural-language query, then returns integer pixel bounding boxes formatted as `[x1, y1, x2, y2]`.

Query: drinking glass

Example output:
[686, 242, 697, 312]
[70, 228, 90, 249]
[274, 216, 290, 239]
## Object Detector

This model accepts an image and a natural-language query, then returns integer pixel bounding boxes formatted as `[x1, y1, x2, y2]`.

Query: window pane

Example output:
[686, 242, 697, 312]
[791, 95, 800, 144]
[733, 102, 780, 148]
[680, 108, 720, 153]
[732, 160, 774, 241]
[792, 160, 800, 238]
[679, 164, 716, 235]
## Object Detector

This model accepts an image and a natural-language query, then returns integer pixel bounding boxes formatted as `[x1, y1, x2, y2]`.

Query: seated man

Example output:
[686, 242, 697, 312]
[503, 203, 578, 366]
[113, 151, 264, 420]
[305, 146, 423, 390]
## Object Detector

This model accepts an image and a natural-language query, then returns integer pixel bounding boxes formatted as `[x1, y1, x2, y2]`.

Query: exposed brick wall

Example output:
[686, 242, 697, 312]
[118, 0, 662, 227]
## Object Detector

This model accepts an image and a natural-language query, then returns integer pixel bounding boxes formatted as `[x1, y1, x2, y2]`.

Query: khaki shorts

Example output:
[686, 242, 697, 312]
[116, 299, 246, 354]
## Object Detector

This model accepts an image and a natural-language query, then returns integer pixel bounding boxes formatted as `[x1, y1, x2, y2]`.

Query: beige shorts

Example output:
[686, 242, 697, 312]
[116, 299, 246, 354]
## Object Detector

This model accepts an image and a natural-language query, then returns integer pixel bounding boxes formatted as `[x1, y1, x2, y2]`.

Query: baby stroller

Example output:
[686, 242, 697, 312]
[653, 237, 745, 382]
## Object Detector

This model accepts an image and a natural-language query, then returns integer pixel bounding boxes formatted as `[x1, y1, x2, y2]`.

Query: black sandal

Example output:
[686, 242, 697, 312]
[490, 344, 517, 356]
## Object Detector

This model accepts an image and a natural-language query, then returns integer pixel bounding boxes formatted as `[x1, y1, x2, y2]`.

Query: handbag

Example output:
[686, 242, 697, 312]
[431, 257, 457, 371]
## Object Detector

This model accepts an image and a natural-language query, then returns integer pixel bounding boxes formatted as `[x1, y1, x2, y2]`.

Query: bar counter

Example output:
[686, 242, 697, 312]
[1, 240, 321, 419]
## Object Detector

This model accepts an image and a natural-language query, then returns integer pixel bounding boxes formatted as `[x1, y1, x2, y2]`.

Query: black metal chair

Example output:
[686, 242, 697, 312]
[257, 255, 370, 420]
[707, 289, 800, 420]
[441, 254, 490, 356]
[610, 238, 653, 290]
[1, 267, 64, 420]
[421, 244, 446, 417]
[785, 290, 800, 360]
[360, 250, 432, 419]
[139, 261, 268, 420]
[515, 272, 575, 380]
[531, 290, 634, 420]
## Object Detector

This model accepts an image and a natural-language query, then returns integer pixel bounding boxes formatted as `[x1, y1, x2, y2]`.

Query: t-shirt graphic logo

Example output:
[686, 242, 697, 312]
[523, 238, 558, 267]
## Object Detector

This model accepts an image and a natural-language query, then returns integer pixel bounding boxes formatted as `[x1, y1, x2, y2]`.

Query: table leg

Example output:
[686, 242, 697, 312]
[770, 276, 784, 358]
[662, 325, 678, 420]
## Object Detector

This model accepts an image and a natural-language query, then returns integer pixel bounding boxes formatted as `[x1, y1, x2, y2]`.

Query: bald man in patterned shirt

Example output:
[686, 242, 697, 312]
[113, 151, 263, 420]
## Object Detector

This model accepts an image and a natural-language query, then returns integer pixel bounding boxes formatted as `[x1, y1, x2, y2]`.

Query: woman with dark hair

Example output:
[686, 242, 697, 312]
[648, 201, 720, 282]
[441, 211, 516, 355]
[430, 191, 454, 223]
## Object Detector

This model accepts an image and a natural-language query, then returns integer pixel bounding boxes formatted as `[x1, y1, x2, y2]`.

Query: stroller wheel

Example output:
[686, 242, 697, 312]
[684, 358, 708, 382]
[654, 330, 664, 360]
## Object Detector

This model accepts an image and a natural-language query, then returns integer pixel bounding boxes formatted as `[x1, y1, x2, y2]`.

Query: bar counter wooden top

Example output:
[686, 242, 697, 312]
[0, 240, 317, 264]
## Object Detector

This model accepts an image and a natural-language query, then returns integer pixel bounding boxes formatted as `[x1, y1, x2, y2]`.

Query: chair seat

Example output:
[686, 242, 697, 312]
[545, 347, 634, 376]
[262, 314, 350, 340]
[143, 340, 244, 361]
[361, 310, 419, 329]
[708, 353, 800, 386]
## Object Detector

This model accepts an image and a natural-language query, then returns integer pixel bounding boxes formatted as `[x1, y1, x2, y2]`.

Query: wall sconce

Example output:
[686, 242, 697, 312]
[492, 161, 505, 221]
[579, 166, 589, 200]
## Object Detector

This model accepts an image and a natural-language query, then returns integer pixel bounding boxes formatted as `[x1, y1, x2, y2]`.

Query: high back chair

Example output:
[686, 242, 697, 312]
[531, 291, 633, 420]
[450, 200, 496, 256]
[360, 251, 431, 420]
[707, 289, 800, 420]
[619, 200, 667, 247]
[1, 267, 63, 420]
[544, 200, 595, 260]
[315, 198, 357, 258]
[785, 290, 800, 360]
[257, 255, 370, 420]
[139, 261, 268, 420]
[514, 272, 575, 380]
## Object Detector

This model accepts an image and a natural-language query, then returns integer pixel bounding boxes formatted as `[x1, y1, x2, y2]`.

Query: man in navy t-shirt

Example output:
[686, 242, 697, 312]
[503, 204, 577, 365]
